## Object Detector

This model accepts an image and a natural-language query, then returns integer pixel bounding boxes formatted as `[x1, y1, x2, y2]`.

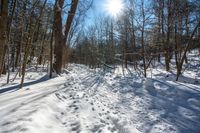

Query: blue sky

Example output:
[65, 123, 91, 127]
[47, 0, 121, 26]
[84, 0, 125, 26]
[92, 0, 108, 15]
[85, 0, 108, 24]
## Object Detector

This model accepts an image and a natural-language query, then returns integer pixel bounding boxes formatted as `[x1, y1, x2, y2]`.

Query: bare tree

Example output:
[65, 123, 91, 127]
[53, 0, 79, 74]
[0, 0, 8, 76]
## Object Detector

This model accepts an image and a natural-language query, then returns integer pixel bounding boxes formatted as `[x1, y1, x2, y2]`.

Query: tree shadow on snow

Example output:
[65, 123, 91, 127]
[114, 76, 200, 133]
[144, 79, 200, 133]
[0, 75, 50, 94]
[81, 70, 106, 95]
[154, 70, 200, 85]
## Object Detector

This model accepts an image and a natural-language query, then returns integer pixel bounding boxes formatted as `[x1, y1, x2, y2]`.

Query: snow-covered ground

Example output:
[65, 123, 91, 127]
[0, 52, 200, 133]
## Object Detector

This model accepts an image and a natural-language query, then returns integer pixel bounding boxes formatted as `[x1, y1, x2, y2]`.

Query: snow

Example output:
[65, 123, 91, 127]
[0, 60, 200, 133]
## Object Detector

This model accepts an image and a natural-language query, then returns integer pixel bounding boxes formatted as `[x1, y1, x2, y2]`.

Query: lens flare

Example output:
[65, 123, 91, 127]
[105, 0, 124, 18]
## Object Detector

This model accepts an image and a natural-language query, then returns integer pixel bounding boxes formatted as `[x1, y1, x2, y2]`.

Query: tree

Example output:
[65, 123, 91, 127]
[20, 0, 48, 88]
[0, 0, 8, 76]
[53, 0, 79, 74]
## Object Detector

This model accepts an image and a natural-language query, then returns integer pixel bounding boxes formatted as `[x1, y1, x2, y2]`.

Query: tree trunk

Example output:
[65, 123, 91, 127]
[165, 0, 172, 71]
[49, 30, 54, 78]
[0, 0, 8, 76]
[141, 0, 147, 77]
[6, 0, 17, 83]
[176, 21, 200, 81]
[20, 0, 47, 88]
[53, 0, 79, 74]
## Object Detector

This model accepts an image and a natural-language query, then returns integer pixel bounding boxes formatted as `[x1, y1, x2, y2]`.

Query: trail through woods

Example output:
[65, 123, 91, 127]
[0, 64, 200, 133]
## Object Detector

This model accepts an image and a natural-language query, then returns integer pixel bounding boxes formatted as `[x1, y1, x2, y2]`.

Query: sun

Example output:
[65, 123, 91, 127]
[105, 0, 124, 18]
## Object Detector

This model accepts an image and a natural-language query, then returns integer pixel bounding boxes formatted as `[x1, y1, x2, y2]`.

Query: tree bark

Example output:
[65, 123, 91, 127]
[0, 0, 8, 76]
[165, 0, 172, 71]
[141, 0, 147, 77]
[20, 0, 47, 88]
[176, 21, 200, 81]
[53, 0, 79, 74]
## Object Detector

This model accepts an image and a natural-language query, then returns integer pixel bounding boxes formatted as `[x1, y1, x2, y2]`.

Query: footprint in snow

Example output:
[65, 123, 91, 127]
[70, 122, 81, 133]
[62, 95, 67, 99]
[55, 93, 63, 101]
[1, 125, 22, 133]
[17, 118, 32, 122]
[92, 107, 95, 111]
[69, 104, 79, 112]
[61, 112, 65, 115]
[90, 124, 104, 132]
[1, 121, 16, 127]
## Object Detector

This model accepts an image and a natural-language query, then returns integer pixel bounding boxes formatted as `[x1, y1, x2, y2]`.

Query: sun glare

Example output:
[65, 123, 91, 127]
[105, 0, 124, 18]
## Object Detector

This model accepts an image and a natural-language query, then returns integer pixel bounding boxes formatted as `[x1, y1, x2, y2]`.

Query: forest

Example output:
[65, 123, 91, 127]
[0, 0, 200, 133]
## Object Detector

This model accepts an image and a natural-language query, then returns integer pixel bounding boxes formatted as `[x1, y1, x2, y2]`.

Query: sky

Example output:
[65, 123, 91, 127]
[92, 0, 124, 16]
[85, 0, 109, 25]
[47, 0, 126, 27]
[84, 0, 125, 26]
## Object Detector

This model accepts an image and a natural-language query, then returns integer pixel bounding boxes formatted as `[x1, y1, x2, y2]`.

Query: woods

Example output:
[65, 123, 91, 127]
[0, 1, 200, 133]
[72, 0, 200, 80]
[0, 0, 85, 88]
[0, 0, 199, 87]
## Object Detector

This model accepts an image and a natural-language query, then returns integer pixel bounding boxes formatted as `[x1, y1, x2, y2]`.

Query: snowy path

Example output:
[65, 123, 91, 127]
[0, 64, 200, 133]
